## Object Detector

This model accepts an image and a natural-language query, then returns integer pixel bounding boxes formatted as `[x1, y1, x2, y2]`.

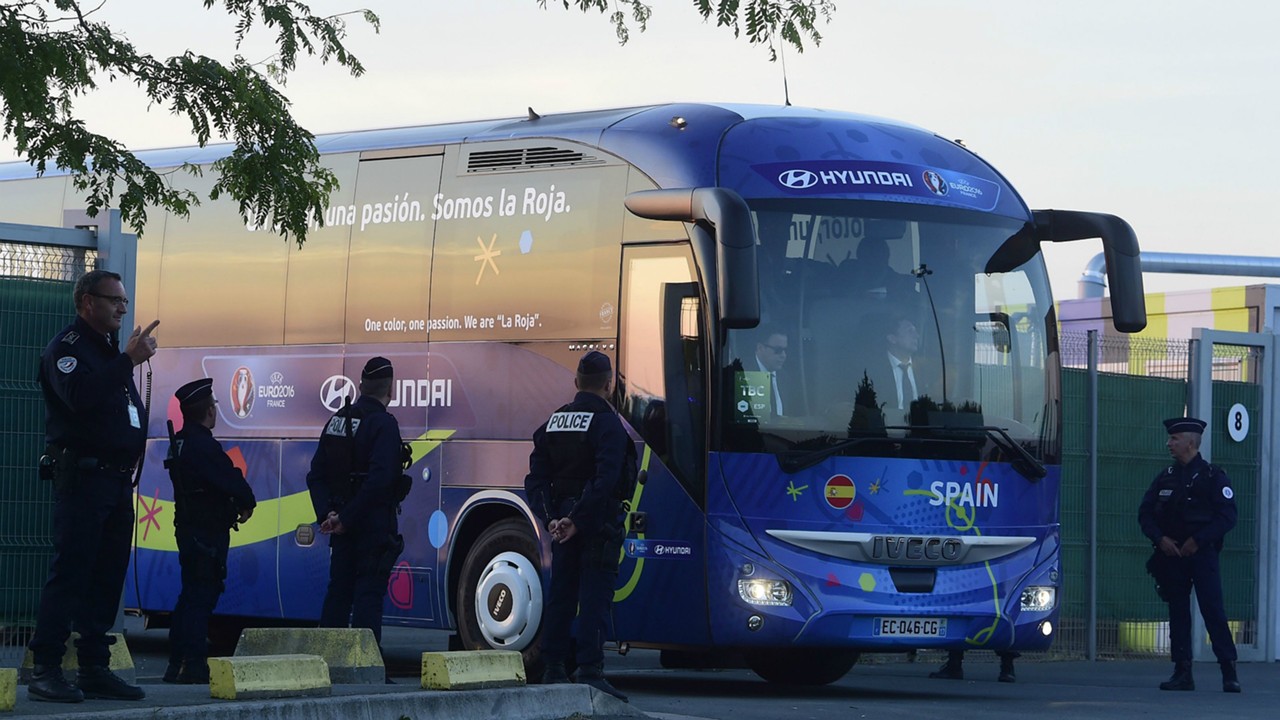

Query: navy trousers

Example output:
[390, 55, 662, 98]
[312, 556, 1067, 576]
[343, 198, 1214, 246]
[320, 532, 396, 643]
[1155, 549, 1238, 664]
[168, 532, 229, 667]
[27, 470, 134, 667]
[540, 531, 620, 667]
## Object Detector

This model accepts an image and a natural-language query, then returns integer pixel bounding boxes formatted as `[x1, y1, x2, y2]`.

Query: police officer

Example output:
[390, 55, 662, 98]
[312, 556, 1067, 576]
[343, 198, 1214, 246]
[164, 378, 257, 684]
[28, 269, 157, 703]
[525, 351, 635, 702]
[306, 357, 404, 647]
[1138, 416, 1240, 693]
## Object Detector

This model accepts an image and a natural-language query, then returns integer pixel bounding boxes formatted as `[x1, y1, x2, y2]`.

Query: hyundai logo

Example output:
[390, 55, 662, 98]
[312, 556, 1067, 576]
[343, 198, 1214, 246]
[320, 375, 357, 412]
[778, 169, 818, 189]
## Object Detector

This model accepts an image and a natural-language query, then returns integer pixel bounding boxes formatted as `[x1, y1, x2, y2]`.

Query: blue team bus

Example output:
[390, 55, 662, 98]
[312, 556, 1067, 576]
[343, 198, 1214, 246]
[0, 103, 1145, 684]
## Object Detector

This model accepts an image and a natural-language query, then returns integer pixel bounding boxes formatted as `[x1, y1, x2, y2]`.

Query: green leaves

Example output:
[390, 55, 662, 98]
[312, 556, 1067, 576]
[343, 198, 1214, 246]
[1, 1, 376, 245]
[547, 0, 832, 57]
[2, 1, 833, 248]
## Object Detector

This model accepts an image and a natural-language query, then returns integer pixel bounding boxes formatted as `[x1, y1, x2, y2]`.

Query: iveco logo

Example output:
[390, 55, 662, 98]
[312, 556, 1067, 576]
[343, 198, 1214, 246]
[320, 375, 357, 412]
[778, 169, 818, 189]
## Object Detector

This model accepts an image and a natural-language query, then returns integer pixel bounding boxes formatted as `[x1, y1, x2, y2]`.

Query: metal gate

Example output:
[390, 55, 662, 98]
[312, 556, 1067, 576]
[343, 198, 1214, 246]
[1190, 328, 1276, 662]
[0, 212, 135, 670]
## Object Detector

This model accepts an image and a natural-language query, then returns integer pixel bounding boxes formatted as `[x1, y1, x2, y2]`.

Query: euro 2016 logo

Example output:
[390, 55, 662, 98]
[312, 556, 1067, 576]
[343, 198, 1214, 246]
[922, 170, 948, 196]
[230, 366, 254, 419]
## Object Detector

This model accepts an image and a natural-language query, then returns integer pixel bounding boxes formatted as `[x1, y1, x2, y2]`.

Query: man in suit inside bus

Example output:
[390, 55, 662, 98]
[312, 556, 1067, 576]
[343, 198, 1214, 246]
[865, 312, 933, 424]
[754, 325, 799, 418]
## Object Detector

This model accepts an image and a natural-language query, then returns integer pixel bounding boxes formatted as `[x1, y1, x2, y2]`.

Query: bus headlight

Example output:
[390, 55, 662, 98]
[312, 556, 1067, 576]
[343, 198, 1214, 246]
[737, 578, 793, 606]
[1020, 586, 1056, 612]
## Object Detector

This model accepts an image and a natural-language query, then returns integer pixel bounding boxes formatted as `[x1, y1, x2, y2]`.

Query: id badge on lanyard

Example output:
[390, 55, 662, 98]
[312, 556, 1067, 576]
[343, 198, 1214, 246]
[126, 388, 141, 428]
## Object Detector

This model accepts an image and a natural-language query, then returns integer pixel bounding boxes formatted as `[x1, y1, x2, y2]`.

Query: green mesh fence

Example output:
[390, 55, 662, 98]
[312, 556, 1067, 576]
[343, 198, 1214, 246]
[1056, 332, 1262, 659]
[1, 241, 92, 666]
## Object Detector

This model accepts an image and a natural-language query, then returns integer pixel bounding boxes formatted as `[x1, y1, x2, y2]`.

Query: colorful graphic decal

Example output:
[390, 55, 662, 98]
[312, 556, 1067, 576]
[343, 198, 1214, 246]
[824, 474, 856, 510]
[624, 539, 693, 559]
[147, 346, 479, 438]
[715, 452, 1059, 647]
[388, 562, 414, 610]
[751, 160, 1001, 212]
[132, 429, 454, 553]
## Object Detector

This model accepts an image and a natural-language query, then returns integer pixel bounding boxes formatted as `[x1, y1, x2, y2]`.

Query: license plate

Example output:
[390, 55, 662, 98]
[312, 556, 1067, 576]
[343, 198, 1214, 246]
[875, 617, 947, 638]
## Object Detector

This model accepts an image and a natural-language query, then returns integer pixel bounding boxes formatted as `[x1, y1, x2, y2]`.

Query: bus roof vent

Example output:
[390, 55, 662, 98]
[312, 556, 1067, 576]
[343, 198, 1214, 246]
[466, 146, 603, 172]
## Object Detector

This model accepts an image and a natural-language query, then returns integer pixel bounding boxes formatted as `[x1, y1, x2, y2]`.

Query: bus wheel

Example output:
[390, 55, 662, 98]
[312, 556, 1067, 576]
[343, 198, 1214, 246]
[745, 649, 859, 685]
[456, 519, 544, 671]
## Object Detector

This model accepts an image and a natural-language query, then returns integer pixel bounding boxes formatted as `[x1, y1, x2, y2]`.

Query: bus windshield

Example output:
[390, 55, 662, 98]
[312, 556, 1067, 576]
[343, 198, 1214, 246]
[718, 200, 1059, 466]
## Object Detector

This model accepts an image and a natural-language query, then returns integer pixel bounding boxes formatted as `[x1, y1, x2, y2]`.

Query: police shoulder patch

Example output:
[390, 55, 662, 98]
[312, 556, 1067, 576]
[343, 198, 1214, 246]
[62, 331, 80, 345]
[1222, 486, 1234, 500]
[56, 356, 77, 374]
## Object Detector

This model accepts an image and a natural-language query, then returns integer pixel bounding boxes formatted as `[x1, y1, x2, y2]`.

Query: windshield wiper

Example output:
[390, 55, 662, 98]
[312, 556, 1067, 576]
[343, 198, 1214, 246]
[775, 425, 1046, 481]
[981, 425, 1046, 482]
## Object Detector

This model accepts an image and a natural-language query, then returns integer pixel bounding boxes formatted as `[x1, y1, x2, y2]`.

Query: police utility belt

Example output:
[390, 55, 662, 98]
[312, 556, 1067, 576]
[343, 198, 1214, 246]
[40, 444, 135, 477]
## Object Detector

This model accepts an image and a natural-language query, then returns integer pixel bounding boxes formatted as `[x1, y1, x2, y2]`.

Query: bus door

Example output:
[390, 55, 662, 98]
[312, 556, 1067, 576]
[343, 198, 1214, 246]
[612, 244, 712, 646]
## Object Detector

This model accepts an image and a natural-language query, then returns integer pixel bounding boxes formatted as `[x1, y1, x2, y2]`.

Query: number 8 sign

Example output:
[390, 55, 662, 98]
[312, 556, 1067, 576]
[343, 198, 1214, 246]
[1227, 403, 1249, 442]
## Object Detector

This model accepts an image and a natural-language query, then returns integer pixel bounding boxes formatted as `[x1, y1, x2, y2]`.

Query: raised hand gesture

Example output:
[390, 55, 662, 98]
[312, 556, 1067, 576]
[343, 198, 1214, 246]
[125, 319, 160, 366]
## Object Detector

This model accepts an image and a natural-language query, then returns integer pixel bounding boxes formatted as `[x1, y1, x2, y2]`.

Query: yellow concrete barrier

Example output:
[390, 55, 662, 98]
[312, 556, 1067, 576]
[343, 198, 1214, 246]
[234, 627, 384, 683]
[1, 667, 16, 712]
[421, 650, 526, 690]
[19, 632, 135, 683]
[1118, 619, 1245, 653]
[208, 654, 331, 700]
[1118, 621, 1169, 653]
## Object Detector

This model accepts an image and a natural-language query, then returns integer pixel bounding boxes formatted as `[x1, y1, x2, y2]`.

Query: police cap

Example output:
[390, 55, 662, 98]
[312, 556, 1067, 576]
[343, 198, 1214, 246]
[577, 350, 611, 376]
[175, 377, 214, 408]
[362, 356, 394, 380]
[1163, 416, 1207, 435]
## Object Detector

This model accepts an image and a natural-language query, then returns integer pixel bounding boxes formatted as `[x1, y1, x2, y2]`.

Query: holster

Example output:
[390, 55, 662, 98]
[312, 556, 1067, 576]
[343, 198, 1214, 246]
[41, 445, 81, 493]
[1145, 551, 1170, 603]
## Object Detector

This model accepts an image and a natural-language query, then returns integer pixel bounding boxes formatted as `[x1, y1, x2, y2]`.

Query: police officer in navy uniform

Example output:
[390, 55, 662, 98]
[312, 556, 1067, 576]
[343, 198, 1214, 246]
[306, 357, 404, 648]
[28, 269, 158, 703]
[525, 350, 634, 702]
[1138, 416, 1241, 693]
[164, 378, 257, 684]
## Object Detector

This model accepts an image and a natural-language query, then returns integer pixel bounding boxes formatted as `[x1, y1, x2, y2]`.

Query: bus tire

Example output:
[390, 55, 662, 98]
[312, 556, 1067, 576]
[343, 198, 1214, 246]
[745, 649, 859, 685]
[455, 518, 545, 676]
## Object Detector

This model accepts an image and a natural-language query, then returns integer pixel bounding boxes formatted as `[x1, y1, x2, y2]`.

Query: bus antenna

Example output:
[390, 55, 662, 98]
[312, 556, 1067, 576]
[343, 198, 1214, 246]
[528, 107, 542, 121]
[780, 41, 792, 106]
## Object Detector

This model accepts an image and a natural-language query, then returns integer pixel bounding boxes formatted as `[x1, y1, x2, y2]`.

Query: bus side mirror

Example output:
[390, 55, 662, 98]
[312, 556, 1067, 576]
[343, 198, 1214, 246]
[1032, 209, 1147, 333]
[625, 187, 760, 329]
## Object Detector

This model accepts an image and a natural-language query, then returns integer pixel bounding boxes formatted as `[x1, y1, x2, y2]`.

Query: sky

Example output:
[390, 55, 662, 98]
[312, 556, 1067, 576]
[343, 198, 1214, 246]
[3, 0, 1278, 302]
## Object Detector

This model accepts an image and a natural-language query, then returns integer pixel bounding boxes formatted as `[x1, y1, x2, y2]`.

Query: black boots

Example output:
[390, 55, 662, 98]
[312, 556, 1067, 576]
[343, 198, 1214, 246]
[574, 663, 628, 703]
[1159, 661, 1194, 691]
[998, 655, 1016, 683]
[1221, 661, 1241, 693]
[928, 654, 963, 680]
[76, 665, 147, 700]
[541, 661, 571, 685]
[27, 664, 83, 703]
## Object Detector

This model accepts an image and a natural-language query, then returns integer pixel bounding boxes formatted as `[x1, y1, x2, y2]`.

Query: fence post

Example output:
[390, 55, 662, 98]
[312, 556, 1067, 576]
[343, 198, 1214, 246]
[1086, 329, 1098, 661]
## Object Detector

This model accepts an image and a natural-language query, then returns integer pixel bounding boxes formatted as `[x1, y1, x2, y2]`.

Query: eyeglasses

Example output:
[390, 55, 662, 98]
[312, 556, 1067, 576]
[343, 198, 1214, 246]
[88, 292, 130, 307]
[765, 345, 788, 354]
